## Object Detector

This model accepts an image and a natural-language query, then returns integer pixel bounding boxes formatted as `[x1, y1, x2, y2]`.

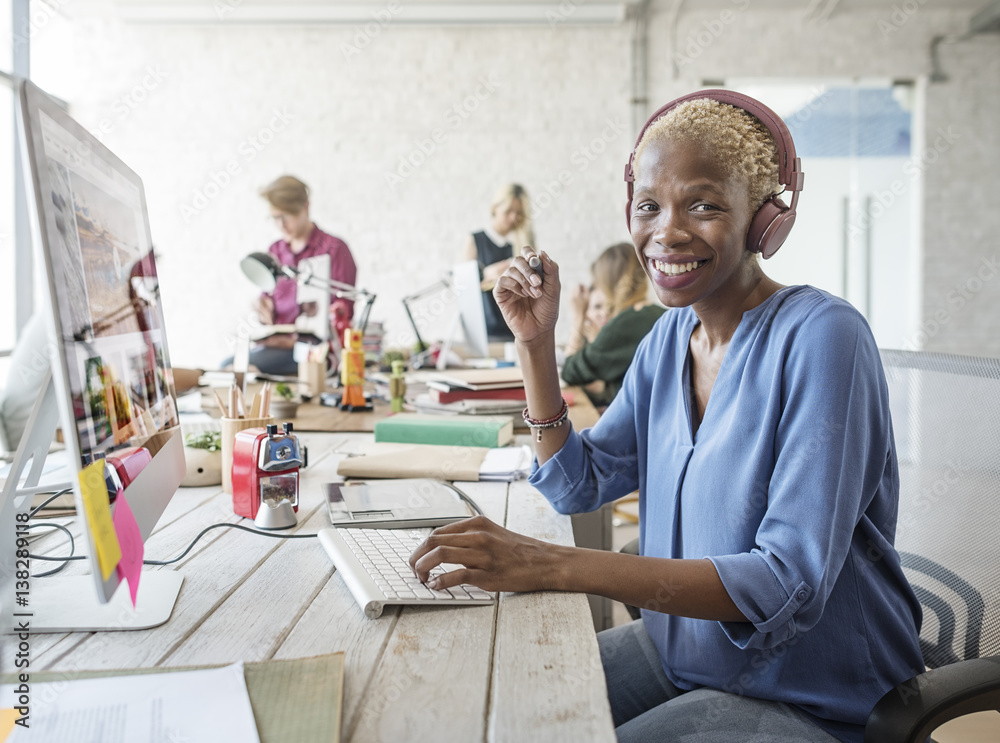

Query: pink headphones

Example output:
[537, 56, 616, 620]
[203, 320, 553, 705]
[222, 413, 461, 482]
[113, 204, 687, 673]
[623, 89, 804, 260]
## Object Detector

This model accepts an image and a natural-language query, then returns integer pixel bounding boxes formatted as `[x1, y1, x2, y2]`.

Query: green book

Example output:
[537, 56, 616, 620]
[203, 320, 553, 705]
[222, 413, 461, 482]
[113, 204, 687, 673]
[374, 413, 514, 448]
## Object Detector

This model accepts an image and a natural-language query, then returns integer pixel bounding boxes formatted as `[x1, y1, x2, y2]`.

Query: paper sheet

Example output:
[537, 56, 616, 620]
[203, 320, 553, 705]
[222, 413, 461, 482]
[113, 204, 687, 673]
[4, 662, 260, 743]
[78, 460, 121, 580]
[112, 492, 144, 607]
[478, 445, 532, 481]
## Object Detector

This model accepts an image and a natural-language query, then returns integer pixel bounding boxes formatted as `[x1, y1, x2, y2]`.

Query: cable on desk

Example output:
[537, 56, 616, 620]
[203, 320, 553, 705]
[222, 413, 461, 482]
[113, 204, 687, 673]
[28, 521, 319, 573]
[26, 521, 77, 577]
[451, 484, 485, 518]
[27, 483, 485, 574]
[28, 487, 74, 519]
[142, 522, 316, 565]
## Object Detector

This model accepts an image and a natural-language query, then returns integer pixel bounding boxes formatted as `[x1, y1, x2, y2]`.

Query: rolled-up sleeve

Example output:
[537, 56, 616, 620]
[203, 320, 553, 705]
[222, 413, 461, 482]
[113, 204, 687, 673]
[707, 305, 892, 650]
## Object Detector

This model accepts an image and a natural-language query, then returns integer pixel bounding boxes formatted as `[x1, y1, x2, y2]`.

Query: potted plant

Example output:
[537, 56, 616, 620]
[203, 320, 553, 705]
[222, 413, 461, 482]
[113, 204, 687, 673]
[181, 430, 222, 487]
[269, 382, 301, 420]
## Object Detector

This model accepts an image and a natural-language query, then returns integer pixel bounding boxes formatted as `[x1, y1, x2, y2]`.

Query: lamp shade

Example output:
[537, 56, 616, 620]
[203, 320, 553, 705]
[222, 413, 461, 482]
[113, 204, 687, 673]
[240, 252, 282, 292]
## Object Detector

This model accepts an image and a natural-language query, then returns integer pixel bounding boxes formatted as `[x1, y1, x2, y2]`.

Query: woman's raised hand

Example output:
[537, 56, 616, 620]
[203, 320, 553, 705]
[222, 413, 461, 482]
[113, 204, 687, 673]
[569, 283, 590, 320]
[492, 248, 560, 344]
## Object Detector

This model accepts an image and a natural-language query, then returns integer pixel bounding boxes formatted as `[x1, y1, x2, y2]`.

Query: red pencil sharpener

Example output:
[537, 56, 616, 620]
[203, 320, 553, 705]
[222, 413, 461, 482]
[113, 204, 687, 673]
[232, 423, 303, 529]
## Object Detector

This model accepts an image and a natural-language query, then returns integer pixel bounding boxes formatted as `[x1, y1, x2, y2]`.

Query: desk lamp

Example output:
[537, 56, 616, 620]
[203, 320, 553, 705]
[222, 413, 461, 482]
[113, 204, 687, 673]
[240, 252, 377, 335]
[400, 274, 452, 363]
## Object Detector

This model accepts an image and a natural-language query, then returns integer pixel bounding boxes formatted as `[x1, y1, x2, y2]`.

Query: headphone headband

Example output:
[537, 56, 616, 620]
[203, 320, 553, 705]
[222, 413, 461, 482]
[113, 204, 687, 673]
[623, 89, 804, 259]
[625, 89, 803, 191]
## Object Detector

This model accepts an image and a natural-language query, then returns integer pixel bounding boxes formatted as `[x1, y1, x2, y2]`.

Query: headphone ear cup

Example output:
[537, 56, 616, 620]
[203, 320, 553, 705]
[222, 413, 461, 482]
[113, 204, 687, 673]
[746, 195, 794, 259]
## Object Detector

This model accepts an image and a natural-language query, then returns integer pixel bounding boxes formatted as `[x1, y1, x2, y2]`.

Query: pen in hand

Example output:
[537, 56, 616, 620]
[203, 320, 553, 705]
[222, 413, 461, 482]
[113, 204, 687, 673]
[528, 253, 544, 283]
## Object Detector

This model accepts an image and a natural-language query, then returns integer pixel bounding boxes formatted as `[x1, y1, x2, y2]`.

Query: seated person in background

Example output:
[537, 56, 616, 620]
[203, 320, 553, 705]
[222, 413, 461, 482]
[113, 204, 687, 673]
[566, 283, 610, 349]
[463, 183, 535, 342]
[411, 92, 923, 742]
[560, 242, 664, 407]
[246, 175, 357, 375]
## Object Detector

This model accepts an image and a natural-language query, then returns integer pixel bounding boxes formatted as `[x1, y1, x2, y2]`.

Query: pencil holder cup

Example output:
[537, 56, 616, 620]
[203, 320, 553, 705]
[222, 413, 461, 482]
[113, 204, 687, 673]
[220, 415, 274, 494]
[299, 360, 327, 398]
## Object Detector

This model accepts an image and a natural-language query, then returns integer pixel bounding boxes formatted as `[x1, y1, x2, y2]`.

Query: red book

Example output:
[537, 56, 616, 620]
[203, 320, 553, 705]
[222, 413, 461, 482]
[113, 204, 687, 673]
[428, 385, 527, 405]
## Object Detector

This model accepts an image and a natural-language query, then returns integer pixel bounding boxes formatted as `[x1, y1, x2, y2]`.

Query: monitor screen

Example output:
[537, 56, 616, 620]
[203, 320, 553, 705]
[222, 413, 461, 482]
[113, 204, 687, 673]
[37, 105, 178, 457]
[451, 259, 491, 359]
[5, 80, 186, 620]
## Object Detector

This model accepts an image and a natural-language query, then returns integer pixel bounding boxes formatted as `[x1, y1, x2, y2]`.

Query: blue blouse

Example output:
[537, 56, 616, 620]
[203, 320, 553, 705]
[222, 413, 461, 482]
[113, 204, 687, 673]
[531, 285, 923, 742]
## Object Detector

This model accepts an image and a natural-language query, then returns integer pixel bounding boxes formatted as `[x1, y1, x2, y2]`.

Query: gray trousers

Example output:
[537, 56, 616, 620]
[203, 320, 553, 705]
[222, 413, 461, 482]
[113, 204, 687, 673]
[598, 620, 845, 742]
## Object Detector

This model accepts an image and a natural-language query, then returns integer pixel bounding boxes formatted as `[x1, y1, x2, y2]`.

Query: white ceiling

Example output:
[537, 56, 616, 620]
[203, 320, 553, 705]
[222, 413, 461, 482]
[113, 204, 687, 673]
[105, 0, 991, 9]
[92, 0, 992, 25]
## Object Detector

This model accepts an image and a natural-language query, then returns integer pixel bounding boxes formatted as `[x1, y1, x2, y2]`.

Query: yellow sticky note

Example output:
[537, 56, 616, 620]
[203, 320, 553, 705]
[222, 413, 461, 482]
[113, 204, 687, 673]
[78, 460, 122, 581]
[0, 708, 19, 742]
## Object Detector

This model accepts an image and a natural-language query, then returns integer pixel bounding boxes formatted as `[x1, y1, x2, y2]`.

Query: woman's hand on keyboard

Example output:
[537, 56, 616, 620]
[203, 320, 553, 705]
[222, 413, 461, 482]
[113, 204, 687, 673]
[408, 515, 564, 593]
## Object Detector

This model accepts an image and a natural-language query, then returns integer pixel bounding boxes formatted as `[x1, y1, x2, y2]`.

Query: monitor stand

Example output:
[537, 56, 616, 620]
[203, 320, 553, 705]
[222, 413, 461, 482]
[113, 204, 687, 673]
[436, 314, 464, 370]
[27, 573, 183, 633]
[1, 374, 183, 633]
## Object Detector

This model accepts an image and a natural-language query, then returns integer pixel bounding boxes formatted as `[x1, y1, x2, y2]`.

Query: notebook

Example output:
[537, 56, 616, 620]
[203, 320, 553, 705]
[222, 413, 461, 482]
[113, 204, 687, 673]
[336, 442, 531, 482]
[373, 413, 514, 447]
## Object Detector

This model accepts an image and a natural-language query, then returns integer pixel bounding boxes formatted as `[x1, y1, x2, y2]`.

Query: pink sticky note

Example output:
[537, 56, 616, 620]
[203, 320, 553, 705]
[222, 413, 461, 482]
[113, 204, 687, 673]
[112, 490, 144, 608]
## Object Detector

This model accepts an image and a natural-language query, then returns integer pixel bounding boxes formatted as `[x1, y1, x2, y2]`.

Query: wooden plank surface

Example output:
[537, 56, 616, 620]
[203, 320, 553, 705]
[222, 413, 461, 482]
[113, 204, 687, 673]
[490, 480, 616, 742]
[17, 433, 614, 742]
[30, 436, 344, 672]
[345, 481, 507, 743]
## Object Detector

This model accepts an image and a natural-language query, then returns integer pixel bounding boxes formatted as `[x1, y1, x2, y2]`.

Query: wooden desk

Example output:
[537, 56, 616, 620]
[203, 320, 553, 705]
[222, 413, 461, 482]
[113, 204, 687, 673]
[13, 433, 615, 742]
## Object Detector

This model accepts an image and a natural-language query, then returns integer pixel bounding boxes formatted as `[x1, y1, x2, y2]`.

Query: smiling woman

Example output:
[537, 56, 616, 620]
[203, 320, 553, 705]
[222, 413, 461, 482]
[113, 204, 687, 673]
[410, 91, 924, 743]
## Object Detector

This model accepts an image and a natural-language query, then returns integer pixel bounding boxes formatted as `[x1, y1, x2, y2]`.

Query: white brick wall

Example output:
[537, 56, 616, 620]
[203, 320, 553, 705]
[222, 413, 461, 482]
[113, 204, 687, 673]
[31, 3, 999, 365]
[646, 5, 1000, 356]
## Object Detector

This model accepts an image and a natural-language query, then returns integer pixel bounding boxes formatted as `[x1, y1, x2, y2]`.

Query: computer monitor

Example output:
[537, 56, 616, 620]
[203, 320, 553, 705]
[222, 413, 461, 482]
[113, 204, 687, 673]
[0, 80, 185, 631]
[450, 259, 491, 360]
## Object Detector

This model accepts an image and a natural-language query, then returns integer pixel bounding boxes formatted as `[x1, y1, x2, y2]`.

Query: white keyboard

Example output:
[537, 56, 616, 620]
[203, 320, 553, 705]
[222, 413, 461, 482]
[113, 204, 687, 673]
[318, 527, 495, 619]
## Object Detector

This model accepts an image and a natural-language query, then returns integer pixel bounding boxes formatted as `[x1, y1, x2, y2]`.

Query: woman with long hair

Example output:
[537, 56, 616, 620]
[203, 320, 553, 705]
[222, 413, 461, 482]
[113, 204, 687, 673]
[561, 242, 664, 407]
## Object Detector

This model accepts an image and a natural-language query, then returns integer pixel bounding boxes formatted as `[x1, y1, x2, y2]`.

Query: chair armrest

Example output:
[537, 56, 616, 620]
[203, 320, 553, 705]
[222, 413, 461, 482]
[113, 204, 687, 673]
[865, 656, 1000, 743]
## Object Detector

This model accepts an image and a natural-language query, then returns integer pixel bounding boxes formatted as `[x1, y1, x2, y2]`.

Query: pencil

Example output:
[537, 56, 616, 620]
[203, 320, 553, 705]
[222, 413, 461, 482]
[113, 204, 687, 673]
[260, 382, 271, 418]
[212, 389, 229, 417]
[229, 385, 238, 419]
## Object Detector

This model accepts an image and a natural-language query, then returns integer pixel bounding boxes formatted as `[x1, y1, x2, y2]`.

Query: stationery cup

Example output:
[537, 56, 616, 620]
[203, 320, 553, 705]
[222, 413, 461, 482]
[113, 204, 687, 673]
[220, 415, 274, 494]
[299, 360, 327, 398]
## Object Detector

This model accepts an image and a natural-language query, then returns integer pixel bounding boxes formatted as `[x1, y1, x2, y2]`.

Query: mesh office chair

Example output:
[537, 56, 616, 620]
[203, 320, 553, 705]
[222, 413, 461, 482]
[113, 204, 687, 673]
[865, 349, 1000, 742]
[618, 350, 1000, 740]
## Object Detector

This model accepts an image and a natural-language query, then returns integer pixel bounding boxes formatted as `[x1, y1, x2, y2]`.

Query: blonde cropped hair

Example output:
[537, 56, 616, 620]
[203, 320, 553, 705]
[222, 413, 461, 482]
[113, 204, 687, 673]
[634, 98, 780, 212]
[591, 242, 649, 319]
[491, 183, 536, 250]
[261, 175, 310, 214]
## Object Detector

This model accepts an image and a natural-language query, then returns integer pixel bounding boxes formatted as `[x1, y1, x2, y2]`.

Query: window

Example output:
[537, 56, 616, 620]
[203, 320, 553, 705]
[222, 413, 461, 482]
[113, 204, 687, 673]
[2, 0, 17, 368]
[0, 0, 11, 71]
[724, 80, 918, 350]
[0, 79, 14, 357]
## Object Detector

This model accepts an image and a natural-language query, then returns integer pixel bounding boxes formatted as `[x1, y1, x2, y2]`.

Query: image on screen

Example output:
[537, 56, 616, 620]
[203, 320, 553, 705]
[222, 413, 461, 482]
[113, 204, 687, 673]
[37, 108, 177, 471]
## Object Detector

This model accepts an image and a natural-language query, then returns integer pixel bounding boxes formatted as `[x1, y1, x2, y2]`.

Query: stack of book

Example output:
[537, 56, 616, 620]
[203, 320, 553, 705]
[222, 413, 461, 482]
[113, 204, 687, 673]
[362, 321, 384, 363]
[412, 367, 526, 416]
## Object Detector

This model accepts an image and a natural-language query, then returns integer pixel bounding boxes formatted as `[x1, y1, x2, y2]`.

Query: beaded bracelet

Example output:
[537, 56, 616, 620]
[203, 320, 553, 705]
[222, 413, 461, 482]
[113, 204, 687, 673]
[522, 399, 569, 442]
